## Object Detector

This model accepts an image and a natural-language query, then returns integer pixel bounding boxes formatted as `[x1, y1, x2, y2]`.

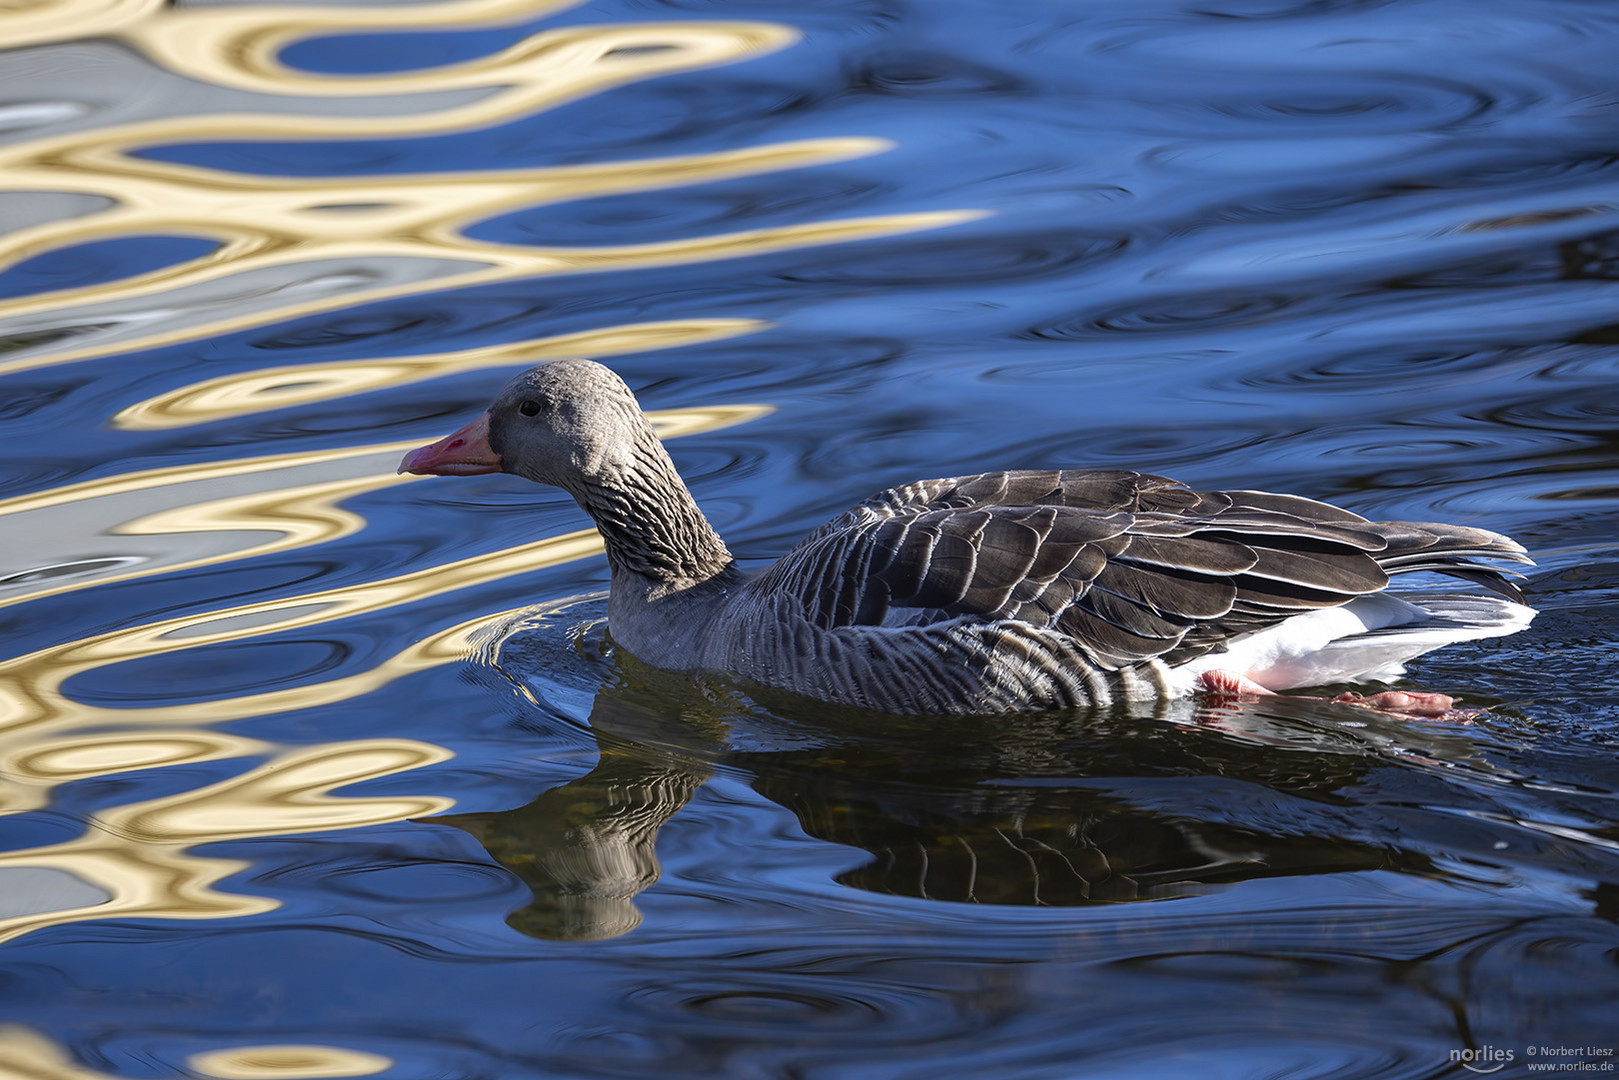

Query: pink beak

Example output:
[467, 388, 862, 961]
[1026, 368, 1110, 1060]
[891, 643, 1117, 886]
[398, 413, 502, 476]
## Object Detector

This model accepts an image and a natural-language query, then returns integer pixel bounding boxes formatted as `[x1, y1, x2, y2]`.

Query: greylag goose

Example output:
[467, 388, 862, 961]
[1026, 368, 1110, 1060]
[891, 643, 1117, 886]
[401, 360, 1535, 717]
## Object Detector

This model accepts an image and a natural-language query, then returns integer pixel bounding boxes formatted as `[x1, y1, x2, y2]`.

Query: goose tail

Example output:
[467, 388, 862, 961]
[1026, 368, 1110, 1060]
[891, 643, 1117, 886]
[1374, 521, 1534, 603]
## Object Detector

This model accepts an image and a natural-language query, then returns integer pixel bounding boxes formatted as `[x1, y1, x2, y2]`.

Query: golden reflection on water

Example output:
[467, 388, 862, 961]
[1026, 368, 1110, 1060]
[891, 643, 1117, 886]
[0, 401, 766, 940]
[0, 0, 980, 373]
[0, 1025, 390, 1080]
[0, 1024, 120, 1080]
[0, 399, 771, 733]
[0, 740, 452, 945]
[113, 316, 764, 428]
[189, 1045, 393, 1080]
[0, 730, 269, 815]
[0, 135, 967, 375]
[0, 541, 588, 734]
[0, 402, 770, 610]
[0, 0, 968, 946]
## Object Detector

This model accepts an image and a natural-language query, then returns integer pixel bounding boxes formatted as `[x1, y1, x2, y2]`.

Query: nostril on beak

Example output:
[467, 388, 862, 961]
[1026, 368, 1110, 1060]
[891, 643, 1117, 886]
[398, 412, 499, 476]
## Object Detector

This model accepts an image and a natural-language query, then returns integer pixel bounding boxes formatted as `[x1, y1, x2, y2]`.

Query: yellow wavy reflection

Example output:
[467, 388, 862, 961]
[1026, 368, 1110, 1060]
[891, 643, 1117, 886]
[117, 741, 452, 841]
[0, 396, 764, 880]
[0, 1025, 113, 1080]
[0, 538, 603, 738]
[132, 10, 786, 110]
[113, 316, 764, 429]
[0, 0, 982, 374]
[0, 135, 892, 321]
[0, 0, 164, 50]
[0, 0, 971, 965]
[8, 0, 780, 113]
[0, 402, 770, 610]
[0, 0, 975, 959]
[0, 730, 268, 816]
[0, 1027, 392, 1080]
[0, 139, 968, 375]
[190, 1046, 393, 1080]
[0, 740, 452, 944]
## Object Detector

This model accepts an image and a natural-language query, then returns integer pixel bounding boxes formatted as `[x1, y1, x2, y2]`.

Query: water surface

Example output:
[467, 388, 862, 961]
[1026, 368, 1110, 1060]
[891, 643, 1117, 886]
[1, 0, 1617, 1077]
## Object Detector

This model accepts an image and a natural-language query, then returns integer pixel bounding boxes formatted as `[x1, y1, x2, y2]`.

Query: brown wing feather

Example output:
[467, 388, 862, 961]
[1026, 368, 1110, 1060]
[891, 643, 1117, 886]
[751, 469, 1530, 672]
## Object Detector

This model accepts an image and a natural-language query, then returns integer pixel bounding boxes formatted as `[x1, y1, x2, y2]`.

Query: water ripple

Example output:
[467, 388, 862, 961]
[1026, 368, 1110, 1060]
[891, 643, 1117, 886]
[779, 229, 1125, 288]
[1025, 290, 1303, 338]
[4, 0, 1619, 1075]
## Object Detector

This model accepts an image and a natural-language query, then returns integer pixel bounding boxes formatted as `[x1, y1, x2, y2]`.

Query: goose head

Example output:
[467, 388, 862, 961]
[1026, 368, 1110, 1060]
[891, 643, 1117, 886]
[399, 359, 653, 491]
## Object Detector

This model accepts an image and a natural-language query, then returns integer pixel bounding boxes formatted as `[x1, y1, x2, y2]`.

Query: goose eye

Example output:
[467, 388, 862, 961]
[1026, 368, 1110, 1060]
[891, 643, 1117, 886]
[518, 399, 542, 417]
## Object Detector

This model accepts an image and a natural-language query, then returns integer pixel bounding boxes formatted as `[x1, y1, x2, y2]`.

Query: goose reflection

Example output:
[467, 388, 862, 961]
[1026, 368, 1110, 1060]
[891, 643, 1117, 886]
[441, 737, 708, 941]
[438, 631, 1519, 940]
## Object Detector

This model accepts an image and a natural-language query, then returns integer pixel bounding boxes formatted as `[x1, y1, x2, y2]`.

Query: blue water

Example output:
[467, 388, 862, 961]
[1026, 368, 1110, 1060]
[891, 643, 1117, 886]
[2, 0, 1617, 1077]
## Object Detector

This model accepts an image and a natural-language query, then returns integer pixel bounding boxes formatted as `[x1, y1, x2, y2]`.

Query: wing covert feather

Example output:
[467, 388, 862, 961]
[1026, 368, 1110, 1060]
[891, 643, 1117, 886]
[743, 468, 1528, 673]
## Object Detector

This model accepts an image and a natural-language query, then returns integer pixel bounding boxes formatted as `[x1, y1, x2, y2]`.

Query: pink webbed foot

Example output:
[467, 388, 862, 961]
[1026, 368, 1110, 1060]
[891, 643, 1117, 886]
[1331, 690, 1482, 723]
[1332, 689, 1451, 715]
[1196, 669, 1278, 697]
[1197, 670, 1481, 723]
